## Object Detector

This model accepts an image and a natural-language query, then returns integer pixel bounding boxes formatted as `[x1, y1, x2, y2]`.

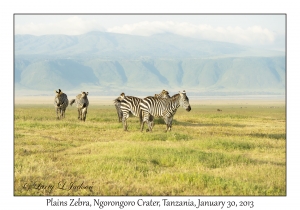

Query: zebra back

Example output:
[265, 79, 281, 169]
[140, 90, 191, 118]
[140, 96, 174, 118]
[120, 95, 143, 117]
[118, 89, 170, 117]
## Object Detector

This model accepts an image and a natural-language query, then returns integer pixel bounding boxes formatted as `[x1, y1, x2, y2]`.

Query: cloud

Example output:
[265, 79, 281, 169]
[15, 16, 105, 36]
[107, 21, 276, 46]
[15, 18, 279, 49]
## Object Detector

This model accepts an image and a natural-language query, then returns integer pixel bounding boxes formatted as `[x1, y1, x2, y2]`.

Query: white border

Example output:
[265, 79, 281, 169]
[3, 0, 297, 209]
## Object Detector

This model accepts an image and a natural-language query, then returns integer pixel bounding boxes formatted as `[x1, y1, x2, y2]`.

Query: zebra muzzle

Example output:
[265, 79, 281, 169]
[186, 106, 191, 112]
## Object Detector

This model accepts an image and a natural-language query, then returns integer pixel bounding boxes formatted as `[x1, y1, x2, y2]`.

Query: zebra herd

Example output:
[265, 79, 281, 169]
[114, 89, 191, 132]
[54, 89, 191, 132]
[54, 89, 89, 121]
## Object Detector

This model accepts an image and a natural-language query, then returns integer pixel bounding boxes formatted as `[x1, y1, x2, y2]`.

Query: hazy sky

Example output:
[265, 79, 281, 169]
[15, 14, 286, 51]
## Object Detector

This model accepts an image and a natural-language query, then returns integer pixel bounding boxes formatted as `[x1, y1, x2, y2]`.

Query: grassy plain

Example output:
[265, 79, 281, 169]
[14, 97, 286, 196]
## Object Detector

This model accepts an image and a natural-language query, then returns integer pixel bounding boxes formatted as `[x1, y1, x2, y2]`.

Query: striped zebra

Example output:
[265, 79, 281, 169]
[114, 90, 170, 131]
[54, 89, 69, 119]
[140, 90, 191, 132]
[114, 92, 126, 123]
[113, 90, 171, 122]
[70, 91, 89, 121]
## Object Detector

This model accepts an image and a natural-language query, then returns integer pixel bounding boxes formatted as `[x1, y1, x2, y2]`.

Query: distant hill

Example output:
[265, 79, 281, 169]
[14, 31, 285, 96]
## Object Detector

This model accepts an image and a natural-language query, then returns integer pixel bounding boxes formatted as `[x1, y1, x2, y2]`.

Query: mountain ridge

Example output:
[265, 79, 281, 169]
[14, 31, 285, 96]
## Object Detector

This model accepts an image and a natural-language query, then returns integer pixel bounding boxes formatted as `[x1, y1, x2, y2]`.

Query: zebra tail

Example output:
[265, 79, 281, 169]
[70, 99, 75, 106]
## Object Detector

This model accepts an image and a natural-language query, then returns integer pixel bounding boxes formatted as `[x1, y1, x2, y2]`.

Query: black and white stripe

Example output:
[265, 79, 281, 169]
[114, 92, 127, 123]
[114, 90, 170, 131]
[140, 90, 191, 132]
[54, 89, 69, 119]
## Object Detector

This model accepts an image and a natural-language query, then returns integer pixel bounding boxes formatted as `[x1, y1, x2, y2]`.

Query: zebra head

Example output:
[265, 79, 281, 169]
[155, 90, 171, 99]
[54, 89, 63, 107]
[161, 90, 171, 99]
[119, 92, 125, 101]
[179, 90, 191, 112]
[55, 89, 62, 95]
[81, 91, 89, 98]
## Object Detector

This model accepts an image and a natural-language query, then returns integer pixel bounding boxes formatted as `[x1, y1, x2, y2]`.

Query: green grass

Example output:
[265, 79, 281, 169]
[14, 103, 286, 195]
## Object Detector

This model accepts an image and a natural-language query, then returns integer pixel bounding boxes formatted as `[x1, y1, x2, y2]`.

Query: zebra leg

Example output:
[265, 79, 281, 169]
[82, 111, 85, 121]
[60, 109, 63, 119]
[80, 109, 83, 121]
[122, 111, 129, 131]
[139, 110, 143, 127]
[148, 114, 155, 131]
[62, 108, 66, 118]
[140, 118, 145, 132]
[82, 108, 87, 122]
[56, 108, 60, 119]
[168, 117, 173, 132]
[119, 111, 123, 122]
[140, 111, 149, 132]
[117, 106, 122, 122]
[77, 108, 80, 120]
[163, 116, 173, 132]
[145, 112, 153, 132]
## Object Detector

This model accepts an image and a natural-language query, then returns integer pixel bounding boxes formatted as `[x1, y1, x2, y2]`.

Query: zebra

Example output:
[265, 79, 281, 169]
[114, 92, 126, 123]
[54, 89, 69, 119]
[70, 91, 89, 121]
[140, 90, 191, 132]
[113, 90, 170, 123]
[114, 90, 171, 131]
[113, 90, 171, 123]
